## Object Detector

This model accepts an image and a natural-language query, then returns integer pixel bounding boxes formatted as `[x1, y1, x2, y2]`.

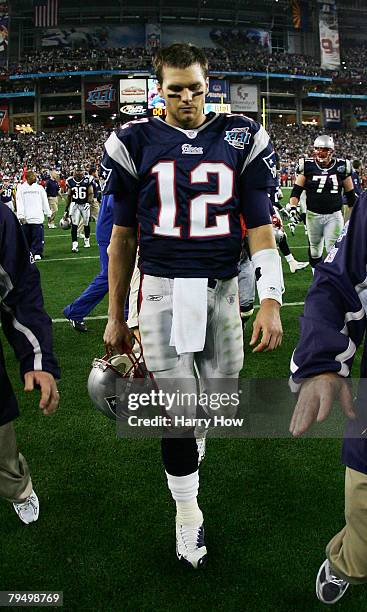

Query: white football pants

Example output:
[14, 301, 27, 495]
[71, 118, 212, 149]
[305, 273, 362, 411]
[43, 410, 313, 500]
[69, 202, 90, 227]
[306, 209, 344, 258]
[139, 275, 244, 422]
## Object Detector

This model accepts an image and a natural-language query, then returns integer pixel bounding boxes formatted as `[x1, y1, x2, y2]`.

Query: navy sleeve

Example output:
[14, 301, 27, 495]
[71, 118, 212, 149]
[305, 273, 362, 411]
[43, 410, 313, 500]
[291, 193, 367, 387]
[100, 128, 140, 227]
[0, 206, 60, 381]
[239, 123, 277, 228]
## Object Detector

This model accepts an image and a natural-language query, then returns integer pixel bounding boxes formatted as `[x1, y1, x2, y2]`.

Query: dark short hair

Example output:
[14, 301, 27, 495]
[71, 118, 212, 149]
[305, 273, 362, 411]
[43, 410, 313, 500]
[353, 159, 362, 169]
[153, 43, 208, 85]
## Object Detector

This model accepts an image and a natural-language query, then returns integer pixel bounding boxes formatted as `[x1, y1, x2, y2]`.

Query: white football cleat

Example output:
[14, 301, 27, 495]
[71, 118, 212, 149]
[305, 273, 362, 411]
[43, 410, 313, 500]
[72, 241, 79, 253]
[316, 559, 350, 604]
[34, 254, 42, 261]
[289, 260, 309, 274]
[13, 489, 39, 524]
[176, 521, 207, 569]
[84, 238, 90, 248]
[48, 223, 56, 229]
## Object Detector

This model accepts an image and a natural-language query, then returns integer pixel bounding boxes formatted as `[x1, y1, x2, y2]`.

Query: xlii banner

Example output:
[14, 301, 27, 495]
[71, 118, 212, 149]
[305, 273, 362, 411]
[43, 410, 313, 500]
[119, 79, 148, 116]
[85, 83, 117, 111]
[0, 103, 9, 132]
[323, 102, 342, 129]
[205, 79, 229, 104]
[230, 84, 258, 113]
[318, 0, 340, 70]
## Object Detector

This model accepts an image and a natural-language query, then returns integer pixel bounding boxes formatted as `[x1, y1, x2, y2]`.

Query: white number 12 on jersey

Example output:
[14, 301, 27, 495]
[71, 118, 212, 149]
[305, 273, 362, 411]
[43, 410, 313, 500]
[152, 161, 234, 238]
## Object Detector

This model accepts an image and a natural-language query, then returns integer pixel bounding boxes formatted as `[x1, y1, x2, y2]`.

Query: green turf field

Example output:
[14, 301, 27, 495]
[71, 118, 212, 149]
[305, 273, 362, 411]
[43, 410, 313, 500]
[1, 190, 365, 611]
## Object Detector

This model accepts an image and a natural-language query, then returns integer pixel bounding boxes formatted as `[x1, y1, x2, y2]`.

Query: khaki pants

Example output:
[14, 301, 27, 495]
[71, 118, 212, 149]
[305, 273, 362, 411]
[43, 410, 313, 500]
[48, 196, 59, 225]
[0, 421, 32, 503]
[327, 467, 367, 584]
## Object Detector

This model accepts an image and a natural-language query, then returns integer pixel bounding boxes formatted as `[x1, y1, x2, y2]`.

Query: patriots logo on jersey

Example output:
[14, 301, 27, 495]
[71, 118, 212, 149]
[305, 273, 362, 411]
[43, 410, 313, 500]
[224, 127, 251, 150]
[100, 163, 112, 192]
[262, 152, 277, 179]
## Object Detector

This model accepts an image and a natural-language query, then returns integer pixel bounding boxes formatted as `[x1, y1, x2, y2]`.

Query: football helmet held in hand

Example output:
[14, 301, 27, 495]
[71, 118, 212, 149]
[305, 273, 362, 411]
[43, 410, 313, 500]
[59, 213, 71, 230]
[87, 340, 152, 420]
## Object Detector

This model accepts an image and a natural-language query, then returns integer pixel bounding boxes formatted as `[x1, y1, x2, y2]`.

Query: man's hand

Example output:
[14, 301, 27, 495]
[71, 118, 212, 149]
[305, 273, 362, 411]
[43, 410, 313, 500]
[289, 372, 356, 437]
[103, 318, 135, 355]
[18, 217, 26, 225]
[24, 371, 59, 416]
[250, 299, 283, 352]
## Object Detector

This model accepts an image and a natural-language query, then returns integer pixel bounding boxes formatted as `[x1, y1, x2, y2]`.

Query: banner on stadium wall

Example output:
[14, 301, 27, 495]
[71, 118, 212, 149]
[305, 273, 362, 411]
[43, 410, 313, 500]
[85, 83, 117, 111]
[318, 0, 340, 70]
[119, 79, 147, 105]
[206, 79, 229, 104]
[0, 3, 8, 67]
[162, 25, 271, 49]
[323, 102, 342, 128]
[42, 25, 145, 48]
[145, 24, 161, 51]
[0, 103, 9, 132]
[230, 84, 258, 112]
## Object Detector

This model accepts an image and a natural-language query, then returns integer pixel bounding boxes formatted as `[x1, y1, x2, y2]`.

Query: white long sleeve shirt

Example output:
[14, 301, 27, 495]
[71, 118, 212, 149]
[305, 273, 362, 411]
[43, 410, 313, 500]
[16, 181, 51, 224]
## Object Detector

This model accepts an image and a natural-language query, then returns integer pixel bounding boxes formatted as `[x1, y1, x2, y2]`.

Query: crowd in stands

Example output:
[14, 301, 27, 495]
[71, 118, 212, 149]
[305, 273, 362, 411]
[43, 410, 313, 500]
[0, 41, 367, 82]
[0, 121, 365, 188]
[0, 124, 108, 180]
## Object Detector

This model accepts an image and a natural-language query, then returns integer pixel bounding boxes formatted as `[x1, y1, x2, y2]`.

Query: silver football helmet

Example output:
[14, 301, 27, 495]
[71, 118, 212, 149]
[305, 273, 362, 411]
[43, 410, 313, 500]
[87, 341, 151, 420]
[59, 215, 71, 230]
[313, 135, 335, 166]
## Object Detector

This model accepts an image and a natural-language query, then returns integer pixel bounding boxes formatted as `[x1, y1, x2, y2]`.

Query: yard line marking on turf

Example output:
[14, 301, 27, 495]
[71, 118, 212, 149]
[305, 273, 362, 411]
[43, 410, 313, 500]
[45, 233, 96, 238]
[38, 256, 99, 263]
[51, 301, 306, 323]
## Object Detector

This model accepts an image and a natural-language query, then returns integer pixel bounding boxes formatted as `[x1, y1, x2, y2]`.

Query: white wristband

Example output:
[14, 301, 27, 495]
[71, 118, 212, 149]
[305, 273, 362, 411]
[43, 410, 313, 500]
[251, 248, 284, 305]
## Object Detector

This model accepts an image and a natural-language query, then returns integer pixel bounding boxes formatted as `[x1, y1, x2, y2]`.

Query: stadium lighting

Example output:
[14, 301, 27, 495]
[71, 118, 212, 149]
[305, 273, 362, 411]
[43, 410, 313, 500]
[48, 116, 54, 120]
[92, 114, 97, 118]
[68, 115, 73, 119]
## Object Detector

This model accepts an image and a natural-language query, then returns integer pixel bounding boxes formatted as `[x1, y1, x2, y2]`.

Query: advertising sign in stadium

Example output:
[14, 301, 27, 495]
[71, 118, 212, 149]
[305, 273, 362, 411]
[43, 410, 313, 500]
[119, 79, 147, 104]
[230, 84, 258, 113]
[120, 104, 148, 116]
[204, 103, 231, 114]
[147, 78, 166, 116]
[85, 83, 116, 111]
[206, 79, 229, 104]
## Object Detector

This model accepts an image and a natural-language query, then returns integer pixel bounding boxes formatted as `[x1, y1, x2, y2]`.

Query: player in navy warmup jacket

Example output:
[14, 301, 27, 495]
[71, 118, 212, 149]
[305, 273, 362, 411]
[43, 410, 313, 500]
[290, 191, 367, 603]
[0, 205, 59, 523]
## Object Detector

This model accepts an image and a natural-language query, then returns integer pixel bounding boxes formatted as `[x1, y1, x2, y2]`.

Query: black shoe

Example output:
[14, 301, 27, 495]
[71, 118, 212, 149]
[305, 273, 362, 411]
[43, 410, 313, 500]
[69, 319, 88, 332]
[316, 559, 350, 604]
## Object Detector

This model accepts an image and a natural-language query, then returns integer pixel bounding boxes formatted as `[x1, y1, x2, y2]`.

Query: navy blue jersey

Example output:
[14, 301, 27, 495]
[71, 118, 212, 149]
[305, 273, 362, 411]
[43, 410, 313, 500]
[89, 176, 100, 199]
[352, 170, 363, 196]
[101, 113, 277, 278]
[0, 185, 13, 204]
[290, 192, 367, 474]
[66, 176, 91, 205]
[45, 178, 60, 198]
[0, 205, 60, 425]
[297, 157, 352, 214]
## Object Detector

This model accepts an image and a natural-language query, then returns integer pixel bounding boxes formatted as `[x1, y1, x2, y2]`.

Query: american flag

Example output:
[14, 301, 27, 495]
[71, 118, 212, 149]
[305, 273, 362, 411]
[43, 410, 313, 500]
[34, 0, 58, 28]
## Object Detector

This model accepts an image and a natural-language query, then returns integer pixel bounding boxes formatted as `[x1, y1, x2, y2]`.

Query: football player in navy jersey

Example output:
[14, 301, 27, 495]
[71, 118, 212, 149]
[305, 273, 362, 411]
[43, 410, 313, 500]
[102, 43, 283, 569]
[64, 165, 94, 253]
[289, 192, 367, 604]
[0, 177, 15, 213]
[288, 135, 356, 271]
